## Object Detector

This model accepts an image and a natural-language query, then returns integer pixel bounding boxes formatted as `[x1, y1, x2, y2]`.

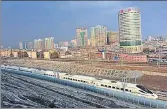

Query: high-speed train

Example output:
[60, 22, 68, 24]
[1, 65, 158, 99]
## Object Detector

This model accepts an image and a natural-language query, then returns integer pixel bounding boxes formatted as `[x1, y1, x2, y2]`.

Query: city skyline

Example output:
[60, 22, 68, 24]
[2, 1, 167, 48]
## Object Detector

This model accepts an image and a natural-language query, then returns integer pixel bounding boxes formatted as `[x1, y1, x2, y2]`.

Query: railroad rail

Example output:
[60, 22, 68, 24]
[1, 68, 167, 108]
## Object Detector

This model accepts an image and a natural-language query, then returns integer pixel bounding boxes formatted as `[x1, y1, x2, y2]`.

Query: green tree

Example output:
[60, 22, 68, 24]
[50, 51, 59, 59]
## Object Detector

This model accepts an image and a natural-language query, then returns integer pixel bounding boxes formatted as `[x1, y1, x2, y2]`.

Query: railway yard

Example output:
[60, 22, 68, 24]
[2, 71, 144, 108]
[2, 58, 167, 102]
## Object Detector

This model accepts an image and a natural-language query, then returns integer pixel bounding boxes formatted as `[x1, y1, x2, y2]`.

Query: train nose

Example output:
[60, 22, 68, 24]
[153, 94, 158, 99]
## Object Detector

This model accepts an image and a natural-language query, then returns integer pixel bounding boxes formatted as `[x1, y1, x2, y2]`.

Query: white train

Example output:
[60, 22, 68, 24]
[1, 65, 158, 99]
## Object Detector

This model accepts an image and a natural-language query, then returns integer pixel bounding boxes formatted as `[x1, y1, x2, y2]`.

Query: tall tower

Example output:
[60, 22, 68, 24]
[44, 37, 54, 50]
[76, 27, 88, 47]
[19, 42, 23, 49]
[119, 7, 143, 53]
[34, 39, 38, 50]
[91, 25, 107, 47]
[38, 39, 44, 50]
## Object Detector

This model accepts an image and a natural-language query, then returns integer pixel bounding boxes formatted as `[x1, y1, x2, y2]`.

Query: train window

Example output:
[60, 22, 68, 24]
[108, 86, 111, 88]
[83, 81, 86, 83]
[136, 85, 153, 94]
[112, 87, 115, 89]
[139, 90, 145, 93]
[116, 87, 119, 90]
[101, 84, 104, 86]
[105, 85, 107, 87]
[130, 90, 131, 92]
[121, 88, 124, 90]
[125, 89, 128, 91]
[63, 77, 65, 79]
[73, 79, 75, 80]
[78, 80, 80, 82]
[81, 80, 83, 82]
[111, 81, 117, 83]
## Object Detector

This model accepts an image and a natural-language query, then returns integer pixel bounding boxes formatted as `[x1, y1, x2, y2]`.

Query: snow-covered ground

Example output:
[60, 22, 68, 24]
[1, 71, 144, 108]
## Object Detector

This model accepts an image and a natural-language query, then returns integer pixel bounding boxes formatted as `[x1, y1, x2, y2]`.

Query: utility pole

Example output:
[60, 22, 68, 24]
[119, 47, 123, 67]
[157, 42, 162, 68]
[122, 71, 127, 92]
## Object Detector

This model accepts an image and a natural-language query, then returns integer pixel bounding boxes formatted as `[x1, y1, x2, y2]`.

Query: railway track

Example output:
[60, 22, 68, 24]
[2, 72, 124, 108]
[153, 91, 167, 101]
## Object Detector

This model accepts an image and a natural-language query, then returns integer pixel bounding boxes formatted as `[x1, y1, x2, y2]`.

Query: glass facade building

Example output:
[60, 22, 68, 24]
[119, 7, 143, 53]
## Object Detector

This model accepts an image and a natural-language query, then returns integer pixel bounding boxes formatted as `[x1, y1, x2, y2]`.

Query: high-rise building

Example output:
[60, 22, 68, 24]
[44, 37, 54, 50]
[91, 25, 107, 47]
[19, 42, 23, 49]
[27, 42, 33, 50]
[34, 39, 38, 49]
[107, 31, 119, 45]
[25, 42, 32, 50]
[76, 27, 88, 47]
[119, 7, 143, 53]
[38, 39, 44, 50]
[34, 39, 44, 50]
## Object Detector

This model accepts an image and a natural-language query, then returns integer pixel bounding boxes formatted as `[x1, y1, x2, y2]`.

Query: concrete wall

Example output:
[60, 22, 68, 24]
[31, 52, 37, 59]
[44, 52, 50, 59]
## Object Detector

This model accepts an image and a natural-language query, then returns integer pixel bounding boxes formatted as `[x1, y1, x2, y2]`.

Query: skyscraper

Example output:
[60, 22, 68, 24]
[19, 41, 27, 49]
[91, 25, 107, 47]
[119, 7, 143, 53]
[76, 27, 88, 47]
[38, 39, 44, 50]
[34, 39, 38, 49]
[19, 42, 23, 49]
[44, 37, 54, 50]
[27, 42, 33, 50]
[34, 39, 44, 50]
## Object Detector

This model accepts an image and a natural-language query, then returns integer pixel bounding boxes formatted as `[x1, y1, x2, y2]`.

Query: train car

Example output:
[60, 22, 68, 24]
[19, 67, 31, 72]
[59, 74, 158, 99]
[93, 79, 158, 99]
[1, 65, 19, 70]
[1, 65, 158, 99]
[61, 74, 97, 84]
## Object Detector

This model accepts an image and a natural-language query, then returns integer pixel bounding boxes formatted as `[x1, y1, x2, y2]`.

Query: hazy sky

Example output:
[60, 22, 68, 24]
[2, 1, 167, 48]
